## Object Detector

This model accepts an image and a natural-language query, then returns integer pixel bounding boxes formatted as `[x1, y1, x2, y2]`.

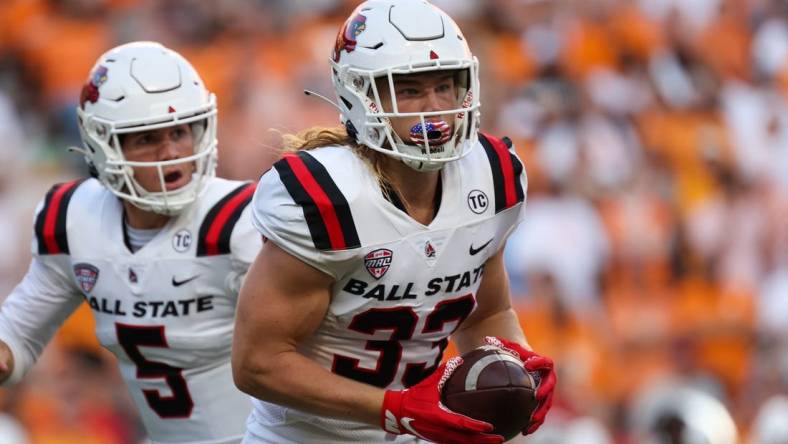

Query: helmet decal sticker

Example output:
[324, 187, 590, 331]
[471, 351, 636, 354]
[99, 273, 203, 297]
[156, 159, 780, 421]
[332, 13, 368, 62]
[79, 65, 108, 109]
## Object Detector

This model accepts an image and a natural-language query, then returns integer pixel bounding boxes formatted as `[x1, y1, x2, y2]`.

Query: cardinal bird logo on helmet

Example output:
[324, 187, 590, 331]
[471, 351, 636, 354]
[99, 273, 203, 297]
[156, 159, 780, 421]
[79, 65, 109, 109]
[332, 13, 367, 62]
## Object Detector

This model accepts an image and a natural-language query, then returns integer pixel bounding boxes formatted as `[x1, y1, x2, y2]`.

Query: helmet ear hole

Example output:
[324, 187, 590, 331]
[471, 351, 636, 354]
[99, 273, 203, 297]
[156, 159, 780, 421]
[190, 119, 208, 146]
[87, 162, 99, 178]
[345, 120, 359, 141]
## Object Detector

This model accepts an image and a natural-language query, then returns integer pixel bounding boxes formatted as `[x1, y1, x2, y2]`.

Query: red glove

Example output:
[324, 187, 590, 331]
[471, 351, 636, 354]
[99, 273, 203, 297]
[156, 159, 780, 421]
[382, 357, 504, 444]
[484, 336, 556, 434]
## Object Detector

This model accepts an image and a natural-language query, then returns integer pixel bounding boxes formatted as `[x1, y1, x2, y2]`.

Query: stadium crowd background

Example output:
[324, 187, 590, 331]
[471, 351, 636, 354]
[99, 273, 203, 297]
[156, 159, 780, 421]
[0, 0, 787, 442]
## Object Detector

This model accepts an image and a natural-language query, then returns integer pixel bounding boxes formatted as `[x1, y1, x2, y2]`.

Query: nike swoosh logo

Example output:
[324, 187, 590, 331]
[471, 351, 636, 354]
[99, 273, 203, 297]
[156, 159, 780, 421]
[401, 418, 427, 440]
[469, 238, 494, 256]
[172, 275, 199, 287]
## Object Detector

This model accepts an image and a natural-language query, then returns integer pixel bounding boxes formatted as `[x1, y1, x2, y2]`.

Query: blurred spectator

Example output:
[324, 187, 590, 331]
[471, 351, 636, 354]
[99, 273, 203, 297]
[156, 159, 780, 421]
[519, 414, 613, 444]
[11, 346, 141, 443]
[638, 0, 722, 35]
[750, 395, 788, 444]
[506, 184, 610, 311]
[0, 413, 28, 444]
[752, 4, 788, 80]
[629, 383, 738, 444]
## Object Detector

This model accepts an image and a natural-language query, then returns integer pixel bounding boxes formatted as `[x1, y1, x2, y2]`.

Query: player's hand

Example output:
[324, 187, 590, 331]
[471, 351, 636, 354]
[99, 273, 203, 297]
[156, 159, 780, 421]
[0, 340, 13, 384]
[484, 336, 556, 435]
[381, 357, 504, 444]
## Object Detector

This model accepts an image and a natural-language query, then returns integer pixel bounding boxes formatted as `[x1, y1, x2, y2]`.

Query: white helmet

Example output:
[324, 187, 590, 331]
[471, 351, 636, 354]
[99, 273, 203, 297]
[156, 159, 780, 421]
[330, 0, 480, 171]
[75, 41, 217, 215]
[631, 384, 738, 444]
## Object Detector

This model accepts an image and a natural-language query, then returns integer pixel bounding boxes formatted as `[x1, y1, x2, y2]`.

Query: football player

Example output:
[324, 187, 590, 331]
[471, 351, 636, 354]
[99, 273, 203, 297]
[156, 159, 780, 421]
[232, 1, 556, 443]
[0, 42, 260, 444]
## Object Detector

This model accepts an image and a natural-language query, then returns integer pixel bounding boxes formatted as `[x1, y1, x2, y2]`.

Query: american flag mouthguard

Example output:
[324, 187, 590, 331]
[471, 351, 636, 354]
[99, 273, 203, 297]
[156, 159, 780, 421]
[409, 120, 451, 146]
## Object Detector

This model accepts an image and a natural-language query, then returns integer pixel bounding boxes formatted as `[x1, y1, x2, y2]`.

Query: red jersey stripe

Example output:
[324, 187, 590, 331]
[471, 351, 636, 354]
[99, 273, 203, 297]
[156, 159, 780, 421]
[204, 184, 255, 256]
[42, 181, 79, 254]
[284, 154, 347, 250]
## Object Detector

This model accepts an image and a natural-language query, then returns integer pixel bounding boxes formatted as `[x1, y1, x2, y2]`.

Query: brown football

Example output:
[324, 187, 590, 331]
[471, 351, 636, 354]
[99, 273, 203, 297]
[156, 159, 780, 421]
[441, 346, 538, 442]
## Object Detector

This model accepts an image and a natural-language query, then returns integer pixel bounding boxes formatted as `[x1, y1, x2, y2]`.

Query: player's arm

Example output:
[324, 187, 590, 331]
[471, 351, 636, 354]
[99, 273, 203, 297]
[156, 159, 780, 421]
[232, 240, 384, 424]
[454, 134, 532, 354]
[453, 246, 557, 436]
[0, 258, 83, 384]
[227, 202, 263, 295]
[452, 247, 528, 354]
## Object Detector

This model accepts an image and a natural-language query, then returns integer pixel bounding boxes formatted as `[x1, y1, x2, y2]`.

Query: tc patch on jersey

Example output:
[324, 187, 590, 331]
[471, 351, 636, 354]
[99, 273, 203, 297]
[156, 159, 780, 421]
[364, 248, 393, 279]
[172, 229, 192, 253]
[467, 189, 489, 214]
[73, 263, 99, 293]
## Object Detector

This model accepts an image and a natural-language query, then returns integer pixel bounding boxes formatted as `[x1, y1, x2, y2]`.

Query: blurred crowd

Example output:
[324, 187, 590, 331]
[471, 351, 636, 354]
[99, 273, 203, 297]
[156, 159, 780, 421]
[0, 0, 787, 443]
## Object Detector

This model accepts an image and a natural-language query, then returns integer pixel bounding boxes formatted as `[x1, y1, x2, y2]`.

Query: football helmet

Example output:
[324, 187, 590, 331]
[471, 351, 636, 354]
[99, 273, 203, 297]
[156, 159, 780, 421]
[631, 384, 738, 444]
[330, 0, 480, 171]
[75, 41, 217, 215]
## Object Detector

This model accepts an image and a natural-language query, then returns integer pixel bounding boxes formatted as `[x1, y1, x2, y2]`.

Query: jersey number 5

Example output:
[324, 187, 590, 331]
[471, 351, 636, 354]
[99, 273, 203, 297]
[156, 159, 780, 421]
[116, 323, 194, 418]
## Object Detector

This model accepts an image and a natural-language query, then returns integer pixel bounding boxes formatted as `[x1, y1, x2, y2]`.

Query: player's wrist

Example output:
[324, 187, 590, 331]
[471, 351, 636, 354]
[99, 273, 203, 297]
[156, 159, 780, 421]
[380, 389, 404, 433]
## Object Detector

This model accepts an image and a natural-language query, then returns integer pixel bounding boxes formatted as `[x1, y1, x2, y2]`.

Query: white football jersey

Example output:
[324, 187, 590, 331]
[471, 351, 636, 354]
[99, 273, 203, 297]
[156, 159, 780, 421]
[246, 133, 527, 443]
[0, 177, 261, 444]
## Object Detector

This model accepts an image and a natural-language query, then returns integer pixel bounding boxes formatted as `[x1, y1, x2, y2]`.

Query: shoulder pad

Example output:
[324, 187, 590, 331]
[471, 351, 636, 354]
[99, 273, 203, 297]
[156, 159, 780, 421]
[196, 182, 256, 256]
[477, 132, 525, 213]
[271, 151, 360, 251]
[34, 179, 87, 255]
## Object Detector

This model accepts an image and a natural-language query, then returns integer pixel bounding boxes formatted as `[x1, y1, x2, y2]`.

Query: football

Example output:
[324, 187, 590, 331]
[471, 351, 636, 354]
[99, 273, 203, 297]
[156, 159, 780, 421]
[441, 346, 538, 441]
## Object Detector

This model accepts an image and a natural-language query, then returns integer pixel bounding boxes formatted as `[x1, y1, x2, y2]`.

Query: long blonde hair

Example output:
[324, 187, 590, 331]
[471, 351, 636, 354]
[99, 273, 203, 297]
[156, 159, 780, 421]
[280, 125, 397, 200]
